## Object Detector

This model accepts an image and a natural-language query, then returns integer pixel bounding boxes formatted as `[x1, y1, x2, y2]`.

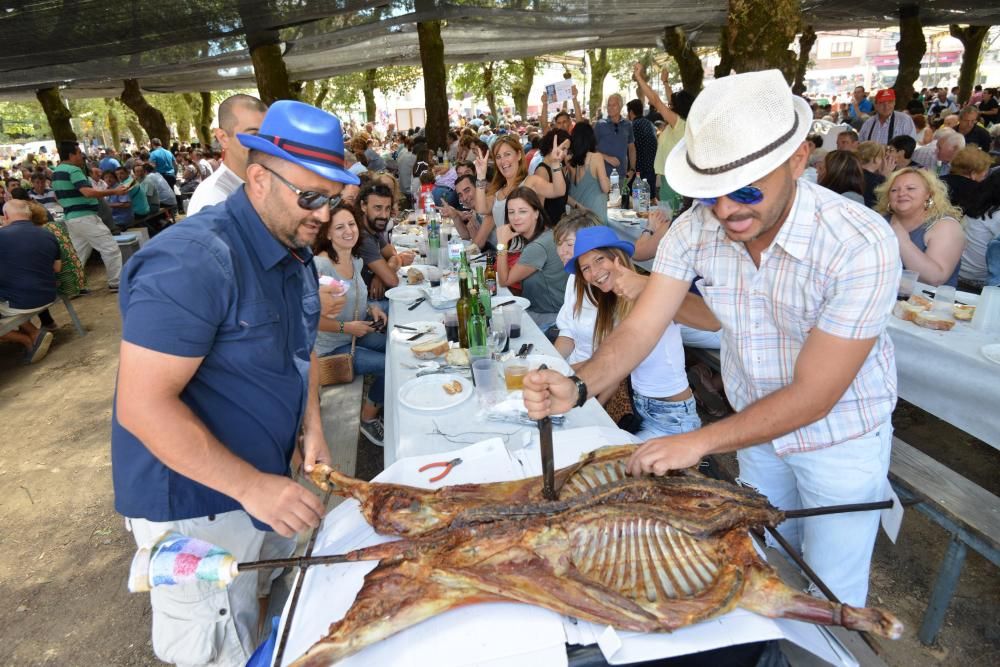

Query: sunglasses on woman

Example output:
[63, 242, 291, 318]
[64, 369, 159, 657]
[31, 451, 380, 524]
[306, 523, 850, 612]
[697, 185, 764, 207]
[261, 165, 342, 211]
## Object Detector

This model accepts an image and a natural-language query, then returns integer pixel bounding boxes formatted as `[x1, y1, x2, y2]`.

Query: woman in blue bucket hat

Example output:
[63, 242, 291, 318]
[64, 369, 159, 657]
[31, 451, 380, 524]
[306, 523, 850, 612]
[565, 226, 699, 440]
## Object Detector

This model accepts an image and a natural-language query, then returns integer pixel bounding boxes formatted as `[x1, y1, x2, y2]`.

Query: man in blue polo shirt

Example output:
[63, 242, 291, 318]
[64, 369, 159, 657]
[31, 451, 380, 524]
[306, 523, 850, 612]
[594, 93, 635, 179]
[147, 137, 177, 188]
[112, 101, 358, 666]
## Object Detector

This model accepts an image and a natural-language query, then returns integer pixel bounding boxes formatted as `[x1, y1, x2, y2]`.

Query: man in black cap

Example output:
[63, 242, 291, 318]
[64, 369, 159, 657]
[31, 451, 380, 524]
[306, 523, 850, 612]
[113, 100, 358, 666]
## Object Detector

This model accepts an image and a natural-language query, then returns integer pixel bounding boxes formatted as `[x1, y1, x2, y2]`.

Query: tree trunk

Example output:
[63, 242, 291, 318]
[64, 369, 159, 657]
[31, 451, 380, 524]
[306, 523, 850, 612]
[792, 25, 817, 96]
[892, 4, 925, 111]
[314, 83, 330, 109]
[723, 0, 800, 83]
[35, 88, 77, 143]
[950, 24, 989, 107]
[362, 68, 378, 122]
[511, 58, 537, 119]
[249, 43, 295, 105]
[483, 62, 498, 120]
[176, 115, 192, 144]
[120, 79, 171, 145]
[105, 99, 121, 149]
[715, 24, 734, 79]
[416, 19, 448, 152]
[587, 48, 611, 119]
[126, 118, 146, 146]
[198, 91, 214, 146]
[663, 27, 704, 93]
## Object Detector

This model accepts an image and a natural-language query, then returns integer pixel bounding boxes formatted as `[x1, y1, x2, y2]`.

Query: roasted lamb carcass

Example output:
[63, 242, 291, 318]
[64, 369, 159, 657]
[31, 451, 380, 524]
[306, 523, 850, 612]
[293, 446, 902, 666]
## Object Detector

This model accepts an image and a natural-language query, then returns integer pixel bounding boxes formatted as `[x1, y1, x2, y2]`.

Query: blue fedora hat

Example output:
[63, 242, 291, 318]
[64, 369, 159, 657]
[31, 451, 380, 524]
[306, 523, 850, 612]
[565, 226, 635, 273]
[237, 100, 360, 186]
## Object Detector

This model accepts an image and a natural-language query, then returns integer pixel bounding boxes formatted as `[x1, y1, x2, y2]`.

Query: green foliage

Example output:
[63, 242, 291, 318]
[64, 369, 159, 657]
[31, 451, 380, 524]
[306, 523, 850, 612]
[316, 66, 422, 116]
[0, 100, 47, 141]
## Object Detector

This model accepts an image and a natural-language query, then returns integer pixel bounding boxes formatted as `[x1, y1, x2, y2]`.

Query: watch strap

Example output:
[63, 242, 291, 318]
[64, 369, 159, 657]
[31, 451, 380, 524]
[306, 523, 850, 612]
[569, 374, 588, 408]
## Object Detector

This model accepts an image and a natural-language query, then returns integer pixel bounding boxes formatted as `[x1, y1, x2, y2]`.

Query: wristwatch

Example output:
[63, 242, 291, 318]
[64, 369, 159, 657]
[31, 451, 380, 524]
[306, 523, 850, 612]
[496, 242, 507, 254]
[641, 228, 654, 236]
[569, 374, 588, 408]
[476, 178, 488, 189]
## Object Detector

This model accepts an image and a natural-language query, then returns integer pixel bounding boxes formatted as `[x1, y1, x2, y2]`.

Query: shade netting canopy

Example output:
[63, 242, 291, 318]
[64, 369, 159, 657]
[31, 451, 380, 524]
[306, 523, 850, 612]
[1, 1, 997, 99]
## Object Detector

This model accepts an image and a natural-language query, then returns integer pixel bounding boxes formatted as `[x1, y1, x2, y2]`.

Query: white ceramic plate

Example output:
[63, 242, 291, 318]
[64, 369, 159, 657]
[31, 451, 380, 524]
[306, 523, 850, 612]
[390, 321, 446, 343]
[523, 354, 572, 376]
[493, 296, 530, 312]
[384, 286, 426, 303]
[981, 344, 1000, 365]
[398, 374, 473, 411]
[426, 286, 460, 310]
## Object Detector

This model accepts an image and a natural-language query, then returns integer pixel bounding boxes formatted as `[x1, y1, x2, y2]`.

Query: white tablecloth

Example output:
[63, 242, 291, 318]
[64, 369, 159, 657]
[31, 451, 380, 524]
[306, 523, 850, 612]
[384, 288, 616, 466]
[887, 286, 1000, 448]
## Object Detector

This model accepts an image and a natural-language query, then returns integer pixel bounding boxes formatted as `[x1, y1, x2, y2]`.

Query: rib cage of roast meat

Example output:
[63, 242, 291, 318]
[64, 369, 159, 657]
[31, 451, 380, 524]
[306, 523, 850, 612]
[291, 445, 902, 666]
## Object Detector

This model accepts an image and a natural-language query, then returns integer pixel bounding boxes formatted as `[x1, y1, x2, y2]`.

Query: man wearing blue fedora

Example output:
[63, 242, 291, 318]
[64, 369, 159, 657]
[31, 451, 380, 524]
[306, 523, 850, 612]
[111, 101, 359, 666]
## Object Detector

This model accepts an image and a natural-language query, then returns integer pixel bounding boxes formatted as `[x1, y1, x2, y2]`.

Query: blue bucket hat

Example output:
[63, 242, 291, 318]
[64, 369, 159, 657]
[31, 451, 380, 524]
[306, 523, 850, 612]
[237, 100, 360, 186]
[565, 226, 635, 273]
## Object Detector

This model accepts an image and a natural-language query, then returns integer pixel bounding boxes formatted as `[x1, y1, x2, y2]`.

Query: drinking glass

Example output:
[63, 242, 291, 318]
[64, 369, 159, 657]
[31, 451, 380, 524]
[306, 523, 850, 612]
[443, 311, 460, 343]
[898, 269, 919, 300]
[504, 357, 529, 391]
[472, 359, 504, 407]
[932, 285, 956, 312]
[503, 304, 523, 339]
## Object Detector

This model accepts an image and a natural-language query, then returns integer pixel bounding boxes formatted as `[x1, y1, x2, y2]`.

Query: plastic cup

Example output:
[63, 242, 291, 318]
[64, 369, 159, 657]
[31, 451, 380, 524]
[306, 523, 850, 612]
[932, 285, 956, 312]
[898, 270, 919, 300]
[443, 311, 460, 343]
[971, 286, 1000, 332]
[504, 358, 529, 391]
[503, 304, 523, 339]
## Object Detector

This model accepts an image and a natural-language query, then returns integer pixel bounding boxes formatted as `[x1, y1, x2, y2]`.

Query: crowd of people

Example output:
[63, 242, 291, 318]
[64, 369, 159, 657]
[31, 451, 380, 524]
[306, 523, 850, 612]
[1, 62, 998, 667]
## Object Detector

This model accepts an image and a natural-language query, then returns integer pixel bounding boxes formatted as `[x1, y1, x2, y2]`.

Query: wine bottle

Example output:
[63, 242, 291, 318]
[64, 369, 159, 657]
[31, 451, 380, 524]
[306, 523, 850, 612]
[456, 269, 471, 348]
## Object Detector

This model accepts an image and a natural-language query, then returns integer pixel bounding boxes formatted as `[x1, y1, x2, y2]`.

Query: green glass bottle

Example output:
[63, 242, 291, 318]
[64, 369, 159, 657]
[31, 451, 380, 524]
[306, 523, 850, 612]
[468, 286, 488, 359]
[456, 269, 471, 348]
[476, 266, 491, 326]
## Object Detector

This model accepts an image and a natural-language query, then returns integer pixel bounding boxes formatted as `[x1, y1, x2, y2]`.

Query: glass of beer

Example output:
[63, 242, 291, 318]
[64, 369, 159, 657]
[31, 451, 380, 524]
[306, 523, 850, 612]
[504, 358, 529, 391]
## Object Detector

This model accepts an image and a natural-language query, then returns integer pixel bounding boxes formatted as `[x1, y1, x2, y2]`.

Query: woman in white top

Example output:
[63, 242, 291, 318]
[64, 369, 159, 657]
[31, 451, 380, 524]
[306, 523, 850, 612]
[553, 210, 602, 366]
[566, 226, 700, 440]
[959, 172, 1000, 288]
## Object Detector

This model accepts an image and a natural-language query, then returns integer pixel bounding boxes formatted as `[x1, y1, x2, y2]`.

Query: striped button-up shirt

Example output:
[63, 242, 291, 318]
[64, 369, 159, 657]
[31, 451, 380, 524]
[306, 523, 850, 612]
[859, 111, 918, 145]
[653, 180, 900, 455]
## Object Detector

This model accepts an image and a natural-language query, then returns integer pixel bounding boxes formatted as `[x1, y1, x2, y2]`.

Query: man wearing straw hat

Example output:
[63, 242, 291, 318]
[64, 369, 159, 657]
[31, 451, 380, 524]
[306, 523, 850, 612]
[525, 70, 900, 608]
[112, 101, 358, 666]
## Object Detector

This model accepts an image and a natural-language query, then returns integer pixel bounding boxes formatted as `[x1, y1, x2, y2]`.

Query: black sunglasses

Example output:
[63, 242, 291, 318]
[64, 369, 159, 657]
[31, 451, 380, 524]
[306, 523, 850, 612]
[260, 165, 341, 211]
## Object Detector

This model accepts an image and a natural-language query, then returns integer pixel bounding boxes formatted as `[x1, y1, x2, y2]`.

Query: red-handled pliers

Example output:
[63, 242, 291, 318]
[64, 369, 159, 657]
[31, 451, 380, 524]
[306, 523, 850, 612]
[418, 457, 462, 482]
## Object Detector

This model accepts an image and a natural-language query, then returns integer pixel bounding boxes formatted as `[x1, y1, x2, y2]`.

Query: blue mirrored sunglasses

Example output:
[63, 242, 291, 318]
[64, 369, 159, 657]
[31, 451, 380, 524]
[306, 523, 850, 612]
[698, 185, 764, 207]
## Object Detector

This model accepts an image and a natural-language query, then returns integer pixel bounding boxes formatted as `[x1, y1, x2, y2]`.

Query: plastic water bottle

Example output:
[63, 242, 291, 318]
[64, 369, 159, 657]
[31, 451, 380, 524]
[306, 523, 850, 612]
[428, 219, 441, 261]
[608, 169, 620, 207]
[633, 174, 650, 217]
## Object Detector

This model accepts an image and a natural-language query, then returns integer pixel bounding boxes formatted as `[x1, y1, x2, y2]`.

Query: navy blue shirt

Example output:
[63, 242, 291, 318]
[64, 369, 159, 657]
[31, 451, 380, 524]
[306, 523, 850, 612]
[0, 220, 59, 309]
[111, 189, 320, 527]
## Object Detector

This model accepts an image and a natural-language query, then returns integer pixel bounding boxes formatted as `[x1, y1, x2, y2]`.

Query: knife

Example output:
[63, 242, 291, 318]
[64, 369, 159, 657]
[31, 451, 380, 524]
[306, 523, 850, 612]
[407, 297, 427, 311]
[536, 363, 556, 501]
[492, 299, 515, 310]
[406, 329, 428, 341]
[517, 343, 533, 358]
[394, 324, 419, 331]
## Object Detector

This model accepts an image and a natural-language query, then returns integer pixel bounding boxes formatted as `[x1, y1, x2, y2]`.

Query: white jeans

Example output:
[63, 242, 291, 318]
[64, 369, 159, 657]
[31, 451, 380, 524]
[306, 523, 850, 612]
[736, 422, 892, 607]
[128, 511, 294, 667]
[66, 213, 122, 287]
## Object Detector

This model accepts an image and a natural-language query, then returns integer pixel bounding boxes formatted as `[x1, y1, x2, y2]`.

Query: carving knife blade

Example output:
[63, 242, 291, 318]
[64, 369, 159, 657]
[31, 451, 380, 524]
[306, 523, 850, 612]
[536, 364, 556, 501]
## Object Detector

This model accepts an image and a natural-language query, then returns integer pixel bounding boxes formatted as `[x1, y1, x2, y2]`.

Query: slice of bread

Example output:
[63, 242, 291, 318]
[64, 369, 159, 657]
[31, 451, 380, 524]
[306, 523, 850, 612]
[953, 304, 975, 321]
[411, 338, 449, 359]
[445, 348, 470, 366]
[893, 300, 924, 323]
[914, 309, 955, 331]
[908, 294, 932, 310]
[442, 379, 463, 395]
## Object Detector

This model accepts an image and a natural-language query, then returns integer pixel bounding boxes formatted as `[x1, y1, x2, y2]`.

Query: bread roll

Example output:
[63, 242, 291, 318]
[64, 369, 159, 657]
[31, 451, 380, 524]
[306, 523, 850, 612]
[411, 338, 449, 359]
[407, 268, 425, 285]
[442, 379, 463, 395]
[908, 294, 932, 310]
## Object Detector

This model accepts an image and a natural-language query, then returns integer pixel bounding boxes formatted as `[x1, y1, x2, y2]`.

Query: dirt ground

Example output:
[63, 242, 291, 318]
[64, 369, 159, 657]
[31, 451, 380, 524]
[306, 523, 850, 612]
[0, 262, 996, 666]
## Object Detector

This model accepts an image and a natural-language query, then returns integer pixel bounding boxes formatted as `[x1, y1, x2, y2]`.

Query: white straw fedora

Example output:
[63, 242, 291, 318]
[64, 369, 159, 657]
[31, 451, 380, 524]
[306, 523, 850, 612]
[665, 70, 811, 199]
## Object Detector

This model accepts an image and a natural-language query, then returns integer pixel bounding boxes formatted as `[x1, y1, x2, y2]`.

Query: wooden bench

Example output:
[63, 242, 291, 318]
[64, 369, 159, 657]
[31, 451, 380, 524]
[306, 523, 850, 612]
[888, 437, 1000, 644]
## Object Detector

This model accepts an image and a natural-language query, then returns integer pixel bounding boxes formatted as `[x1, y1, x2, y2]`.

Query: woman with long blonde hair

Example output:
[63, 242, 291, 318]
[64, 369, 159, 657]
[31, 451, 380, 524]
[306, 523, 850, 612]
[566, 226, 698, 440]
[875, 167, 965, 287]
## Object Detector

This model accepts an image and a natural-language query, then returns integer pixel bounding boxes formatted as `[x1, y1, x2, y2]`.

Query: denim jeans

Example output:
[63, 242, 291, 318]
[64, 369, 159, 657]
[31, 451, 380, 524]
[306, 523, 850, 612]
[736, 421, 892, 607]
[327, 331, 386, 404]
[632, 394, 701, 440]
[432, 185, 459, 208]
